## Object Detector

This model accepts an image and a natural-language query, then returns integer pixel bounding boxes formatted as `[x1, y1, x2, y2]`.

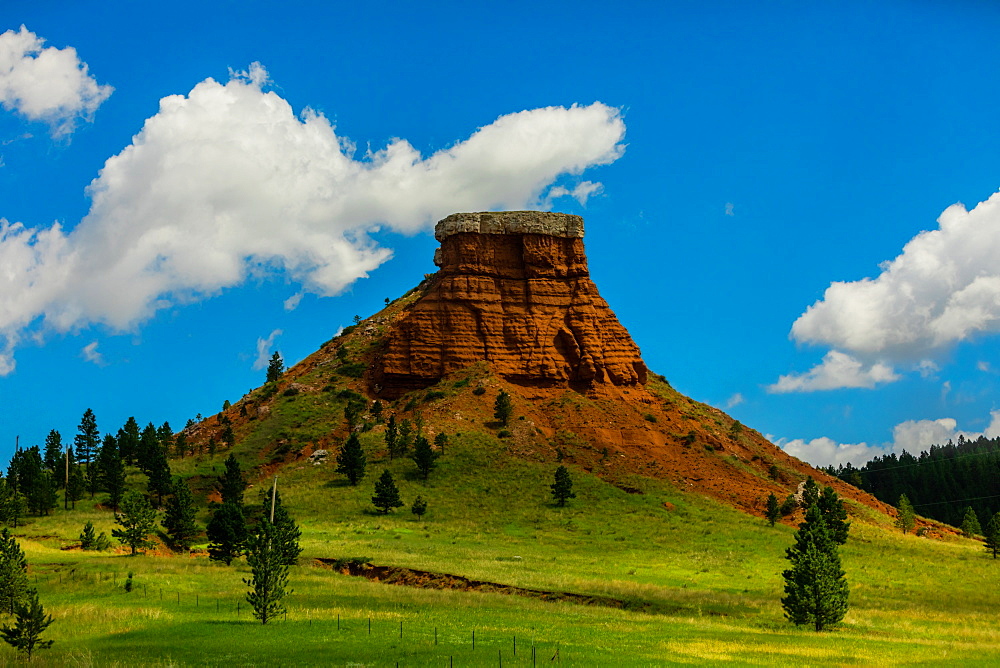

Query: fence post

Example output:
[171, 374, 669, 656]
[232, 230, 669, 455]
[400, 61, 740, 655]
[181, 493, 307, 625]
[473, 629, 476, 650]
[399, 621, 402, 639]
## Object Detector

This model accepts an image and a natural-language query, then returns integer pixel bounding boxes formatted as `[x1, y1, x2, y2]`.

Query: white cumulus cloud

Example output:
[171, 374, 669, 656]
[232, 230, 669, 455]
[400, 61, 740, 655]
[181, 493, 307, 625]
[0, 26, 112, 136]
[775, 410, 1000, 468]
[792, 191, 1000, 360]
[767, 350, 899, 393]
[0, 64, 626, 375]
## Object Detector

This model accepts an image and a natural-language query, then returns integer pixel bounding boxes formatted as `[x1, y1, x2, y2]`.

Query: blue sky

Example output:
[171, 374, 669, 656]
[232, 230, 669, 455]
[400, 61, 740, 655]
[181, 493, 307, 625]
[3, 0, 1000, 469]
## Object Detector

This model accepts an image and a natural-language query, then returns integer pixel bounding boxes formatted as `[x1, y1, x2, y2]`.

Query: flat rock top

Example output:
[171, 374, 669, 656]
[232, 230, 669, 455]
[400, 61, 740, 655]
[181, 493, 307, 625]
[435, 211, 584, 241]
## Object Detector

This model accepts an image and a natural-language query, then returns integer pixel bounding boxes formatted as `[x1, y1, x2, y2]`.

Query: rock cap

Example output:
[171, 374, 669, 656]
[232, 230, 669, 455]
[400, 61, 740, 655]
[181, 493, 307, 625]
[434, 211, 584, 242]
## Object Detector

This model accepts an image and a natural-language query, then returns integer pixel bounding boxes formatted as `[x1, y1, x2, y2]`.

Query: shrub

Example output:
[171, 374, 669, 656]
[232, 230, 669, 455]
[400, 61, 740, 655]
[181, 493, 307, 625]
[336, 362, 366, 378]
[453, 378, 470, 388]
[472, 387, 486, 396]
[424, 390, 446, 402]
[498, 430, 512, 439]
[340, 325, 357, 336]
[282, 387, 300, 397]
[643, 413, 658, 423]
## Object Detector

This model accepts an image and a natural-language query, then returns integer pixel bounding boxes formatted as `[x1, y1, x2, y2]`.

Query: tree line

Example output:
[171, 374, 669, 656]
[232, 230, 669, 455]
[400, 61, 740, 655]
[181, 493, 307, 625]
[827, 433, 1000, 529]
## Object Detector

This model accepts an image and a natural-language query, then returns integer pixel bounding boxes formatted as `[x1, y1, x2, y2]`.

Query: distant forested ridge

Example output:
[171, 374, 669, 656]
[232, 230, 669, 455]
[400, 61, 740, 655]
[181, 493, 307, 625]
[827, 435, 1000, 529]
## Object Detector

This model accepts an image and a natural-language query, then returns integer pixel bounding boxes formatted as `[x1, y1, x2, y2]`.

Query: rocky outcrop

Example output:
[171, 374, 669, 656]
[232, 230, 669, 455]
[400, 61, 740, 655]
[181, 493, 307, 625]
[374, 211, 647, 397]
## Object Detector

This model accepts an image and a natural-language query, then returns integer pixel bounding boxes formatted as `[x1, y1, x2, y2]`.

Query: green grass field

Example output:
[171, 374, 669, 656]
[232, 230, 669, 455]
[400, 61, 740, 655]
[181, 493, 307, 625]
[5, 429, 1000, 666]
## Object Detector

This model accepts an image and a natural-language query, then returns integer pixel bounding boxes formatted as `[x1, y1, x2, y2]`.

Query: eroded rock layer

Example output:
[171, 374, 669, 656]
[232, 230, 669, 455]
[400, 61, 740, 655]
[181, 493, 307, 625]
[375, 212, 647, 397]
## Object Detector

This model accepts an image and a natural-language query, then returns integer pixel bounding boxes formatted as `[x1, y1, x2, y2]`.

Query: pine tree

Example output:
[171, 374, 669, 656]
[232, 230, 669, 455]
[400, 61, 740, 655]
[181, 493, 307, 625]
[550, 465, 576, 507]
[397, 419, 413, 456]
[385, 415, 398, 460]
[0, 528, 28, 614]
[960, 507, 982, 538]
[261, 490, 301, 566]
[218, 454, 247, 506]
[28, 472, 57, 516]
[336, 434, 366, 485]
[99, 434, 126, 511]
[985, 512, 1000, 559]
[434, 432, 448, 455]
[157, 422, 175, 457]
[112, 491, 158, 555]
[494, 390, 513, 427]
[206, 501, 247, 565]
[66, 462, 85, 511]
[79, 521, 98, 549]
[163, 478, 199, 551]
[817, 486, 850, 544]
[42, 430, 62, 474]
[244, 520, 290, 624]
[136, 423, 159, 474]
[266, 351, 284, 384]
[74, 408, 99, 466]
[800, 476, 820, 509]
[117, 417, 141, 466]
[371, 400, 384, 423]
[895, 494, 916, 534]
[174, 432, 188, 458]
[411, 495, 427, 518]
[0, 590, 54, 659]
[221, 425, 236, 450]
[411, 436, 438, 480]
[145, 445, 172, 506]
[765, 493, 780, 527]
[372, 469, 403, 514]
[781, 504, 849, 631]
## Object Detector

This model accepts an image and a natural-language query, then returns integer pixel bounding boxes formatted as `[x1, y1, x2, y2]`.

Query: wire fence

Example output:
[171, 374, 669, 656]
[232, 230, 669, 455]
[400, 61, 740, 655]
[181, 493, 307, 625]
[33, 567, 566, 665]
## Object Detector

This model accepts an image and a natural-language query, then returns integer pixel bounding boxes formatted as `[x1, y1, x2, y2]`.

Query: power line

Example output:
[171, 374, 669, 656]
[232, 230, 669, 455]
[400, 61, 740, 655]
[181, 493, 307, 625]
[910, 492, 1000, 509]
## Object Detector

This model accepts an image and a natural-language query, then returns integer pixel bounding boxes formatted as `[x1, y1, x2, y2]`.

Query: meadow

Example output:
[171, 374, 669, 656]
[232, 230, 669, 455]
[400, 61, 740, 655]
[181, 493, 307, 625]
[6, 428, 1000, 667]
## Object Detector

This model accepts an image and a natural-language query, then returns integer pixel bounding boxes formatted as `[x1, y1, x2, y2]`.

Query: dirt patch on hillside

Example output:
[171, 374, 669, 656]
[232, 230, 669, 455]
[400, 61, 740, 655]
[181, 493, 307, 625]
[315, 558, 650, 611]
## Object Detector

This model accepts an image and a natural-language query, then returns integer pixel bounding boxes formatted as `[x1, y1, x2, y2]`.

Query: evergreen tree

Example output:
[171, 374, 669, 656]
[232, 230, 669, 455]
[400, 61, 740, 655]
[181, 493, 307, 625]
[411, 435, 438, 480]
[27, 472, 57, 516]
[260, 490, 301, 566]
[550, 465, 576, 507]
[396, 419, 413, 456]
[85, 458, 102, 499]
[66, 462, 85, 511]
[781, 504, 849, 631]
[800, 476, 820, 509]
[411, 495, 427, 518]
[895, 494, 916, 534]
[206, 501, 247, 565]
[117, 417, 141, 466]
[344, 398, 366, 430]
[243, 520, 290, 624]
[371, 400, 384, 423]
[136, 423, 159, 474]
[384, 415, 398, 460]
[0, 478, 16, 526]
[163, 478, 199, 551]
[112, 491, 158, 555]
[0, 528, 28, 614]
[765, 493, 781, 527]
[336, 434, 366, 485]
[0, 591, 54, 659]
[817, 486, 850, 544]
[372, 469, 403, 514]
[494, 390, 513, 427]
[98, 434, 126, 511]
[221, 424, 236, 450]
[157, 422, 174, 457]
[218, 454, 247, 506]
[79, 521, 98, 549]
[174, 432, 188, 459]
[73, 408, 99, 466]
[266, 351, 284, 384]
[960, 506, 982, 538]
[42, 430, 62, 474]
[985, 512, 1000, 559]
[145, 445, 172, 506]
[434, 432, 448, 455]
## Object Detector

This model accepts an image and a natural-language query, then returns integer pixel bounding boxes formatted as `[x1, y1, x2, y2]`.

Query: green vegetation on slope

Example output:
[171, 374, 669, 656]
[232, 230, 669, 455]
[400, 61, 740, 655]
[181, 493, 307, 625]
[2, 425, 1000, 665]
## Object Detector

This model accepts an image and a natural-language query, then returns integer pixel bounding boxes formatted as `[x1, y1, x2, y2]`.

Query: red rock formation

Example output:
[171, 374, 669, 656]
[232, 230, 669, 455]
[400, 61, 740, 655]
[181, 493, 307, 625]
[374, 211, 647, 397]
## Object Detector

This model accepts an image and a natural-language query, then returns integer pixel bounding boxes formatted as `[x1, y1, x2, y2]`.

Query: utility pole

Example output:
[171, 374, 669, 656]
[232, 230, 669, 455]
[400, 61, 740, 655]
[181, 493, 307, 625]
[270, 476, 278, 522]
[65, 447, 70, 510]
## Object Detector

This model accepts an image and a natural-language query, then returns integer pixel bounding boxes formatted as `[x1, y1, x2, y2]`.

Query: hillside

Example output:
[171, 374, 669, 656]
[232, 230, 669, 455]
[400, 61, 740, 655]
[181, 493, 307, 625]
[184, 211, 897, 529]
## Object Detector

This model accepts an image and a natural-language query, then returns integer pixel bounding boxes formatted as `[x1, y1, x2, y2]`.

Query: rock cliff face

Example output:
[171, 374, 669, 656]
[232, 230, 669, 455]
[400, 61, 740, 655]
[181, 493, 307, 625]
[374, 211, 647, 397]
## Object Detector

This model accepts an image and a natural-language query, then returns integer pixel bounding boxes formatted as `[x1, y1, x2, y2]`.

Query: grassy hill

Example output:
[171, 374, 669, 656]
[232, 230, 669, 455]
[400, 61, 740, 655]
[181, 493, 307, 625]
[8, 421, 1000, 665]
[4, 294, 997, 665]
